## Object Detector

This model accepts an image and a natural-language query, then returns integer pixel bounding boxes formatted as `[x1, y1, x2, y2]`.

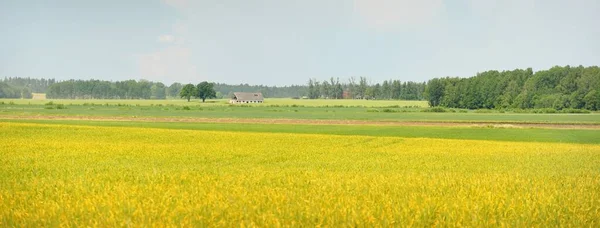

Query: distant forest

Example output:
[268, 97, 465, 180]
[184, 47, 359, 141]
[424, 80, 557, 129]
[1, 65, 599, 110]
[0, 77, 56, 99]
[307, 77, 426, 100]
[425, 65, 600, 110]
[0, 77, 426, 100]
[0, 78, 308, 100]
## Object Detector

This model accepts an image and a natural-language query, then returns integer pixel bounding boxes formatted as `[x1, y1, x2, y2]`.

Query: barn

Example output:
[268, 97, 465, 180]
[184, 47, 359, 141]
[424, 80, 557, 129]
[229, 92, 264, 104]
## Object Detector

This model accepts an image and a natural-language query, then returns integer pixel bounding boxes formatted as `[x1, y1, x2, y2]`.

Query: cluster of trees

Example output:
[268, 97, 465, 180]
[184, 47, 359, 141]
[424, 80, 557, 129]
[307, 77, 426, 100]
[179, 82, 217, 102]
[0, 82, 29, 98]
[45, 80, 177, 99]
[43, 80, 308, 100]
[25, 78, 306, 100]
[0, 77, 51, 98]
[2, 77, 56, 93]
[425, 65, 600, 110]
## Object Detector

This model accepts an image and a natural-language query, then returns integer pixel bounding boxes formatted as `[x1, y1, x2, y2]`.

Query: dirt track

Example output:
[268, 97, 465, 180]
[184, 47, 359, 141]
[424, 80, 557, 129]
[2, 115, 600, 129]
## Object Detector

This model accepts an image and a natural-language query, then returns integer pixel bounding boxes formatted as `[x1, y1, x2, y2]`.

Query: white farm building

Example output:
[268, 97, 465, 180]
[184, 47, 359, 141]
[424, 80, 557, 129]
[229, 92, 264, 104]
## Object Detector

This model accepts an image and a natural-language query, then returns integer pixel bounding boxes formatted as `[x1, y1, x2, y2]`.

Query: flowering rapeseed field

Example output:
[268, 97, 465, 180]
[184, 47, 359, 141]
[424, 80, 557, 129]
[1, 122, 599, 226]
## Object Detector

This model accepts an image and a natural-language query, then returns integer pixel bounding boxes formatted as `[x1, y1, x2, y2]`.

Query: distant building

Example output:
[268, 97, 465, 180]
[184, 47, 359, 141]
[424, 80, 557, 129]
[229, 92, 264, 104]
[342, 90, 351, 99]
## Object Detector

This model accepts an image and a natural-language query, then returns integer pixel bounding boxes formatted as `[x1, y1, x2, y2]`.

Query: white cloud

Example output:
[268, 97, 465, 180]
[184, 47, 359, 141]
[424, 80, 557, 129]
[157, 34, 175, 43]
[353, 0, 445, 30]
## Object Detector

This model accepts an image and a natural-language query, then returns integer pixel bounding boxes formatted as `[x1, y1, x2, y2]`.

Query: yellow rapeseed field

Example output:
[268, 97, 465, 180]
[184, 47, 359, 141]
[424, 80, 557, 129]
[1, 122, 599, 226]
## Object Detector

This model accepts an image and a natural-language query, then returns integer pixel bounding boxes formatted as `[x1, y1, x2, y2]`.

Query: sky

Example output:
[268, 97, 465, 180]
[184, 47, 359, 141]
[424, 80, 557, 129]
[1, 0, 599, 86]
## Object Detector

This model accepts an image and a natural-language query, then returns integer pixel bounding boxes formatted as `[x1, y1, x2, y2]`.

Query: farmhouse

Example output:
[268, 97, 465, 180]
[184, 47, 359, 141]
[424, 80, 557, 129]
[229, 92, 264, 104]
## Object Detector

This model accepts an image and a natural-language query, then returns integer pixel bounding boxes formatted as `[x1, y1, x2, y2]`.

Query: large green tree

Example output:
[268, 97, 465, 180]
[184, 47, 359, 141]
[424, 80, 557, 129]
[425, 78, 445, 107]
[196, 81, 216, 102]
[179, 84, 196, 102]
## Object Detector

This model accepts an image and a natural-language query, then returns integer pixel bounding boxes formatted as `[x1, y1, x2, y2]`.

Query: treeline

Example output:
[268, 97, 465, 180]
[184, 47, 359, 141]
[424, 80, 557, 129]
[43, 80, 308, 99]
[46, 80, 175, 99]
[0, 82, 30, 98]
[5, 65, 599, 111]
[2, 77, 310, 99]
[425, 65, 600, 110]
[2, 77, 56, 93]
[2, 76, 427, 100]
[307, 77, 426, 100]
[0, 77, 54, 98]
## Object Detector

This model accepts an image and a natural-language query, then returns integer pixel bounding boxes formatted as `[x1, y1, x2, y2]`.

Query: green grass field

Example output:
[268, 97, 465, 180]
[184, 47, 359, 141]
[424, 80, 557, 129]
[4, 119, 600, 144]
[2, 98, 599, 124]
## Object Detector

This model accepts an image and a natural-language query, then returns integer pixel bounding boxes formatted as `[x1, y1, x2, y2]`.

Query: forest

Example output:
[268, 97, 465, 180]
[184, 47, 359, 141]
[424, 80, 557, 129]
[425, 65, 600, 110]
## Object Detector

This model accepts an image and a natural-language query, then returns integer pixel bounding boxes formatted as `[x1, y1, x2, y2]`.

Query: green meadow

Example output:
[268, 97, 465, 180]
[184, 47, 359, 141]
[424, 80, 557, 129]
[1, 98, 599, 124]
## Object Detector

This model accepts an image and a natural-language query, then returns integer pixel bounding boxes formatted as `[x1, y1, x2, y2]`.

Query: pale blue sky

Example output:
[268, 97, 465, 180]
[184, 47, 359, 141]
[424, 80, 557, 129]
[1, 0, 599, 85]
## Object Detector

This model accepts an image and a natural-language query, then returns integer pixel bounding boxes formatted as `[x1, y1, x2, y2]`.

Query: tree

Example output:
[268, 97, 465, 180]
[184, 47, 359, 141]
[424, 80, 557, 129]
[334, 81, 343, 99]
[347, 77, 356, 99]
[137, 80, 152, 99]
[391, 80, 401, 100]
[196, 81, 216, 102]
[180, 84, 196, 102]
[365, 86, 375, 100]
[372, 83, 381, 99]
[167, 83, 183, 98]
[313, 81, 321, 98]
[0, 82, 21, 98]
[357, 77, 368, 99]
[499, 80, 519, 108]
[320, 81, 330, 99]
[307, 79, 319, 99]
[584, 90, 600, 110]
[381, 80, 391, 99]
[327, 77, 343, 99]
[425, 78, 444, 107]
[21, 87, 33, 99]
[151, 83, 166, 99]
